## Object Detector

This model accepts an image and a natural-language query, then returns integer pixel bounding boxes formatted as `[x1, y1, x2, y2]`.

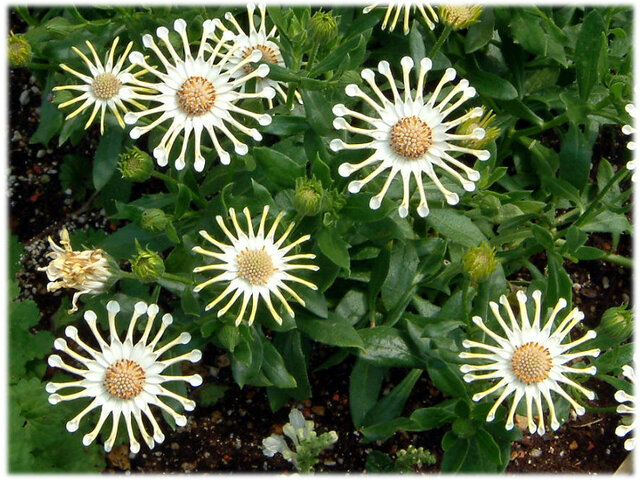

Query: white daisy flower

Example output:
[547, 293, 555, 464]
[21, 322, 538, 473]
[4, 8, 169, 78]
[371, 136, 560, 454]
[53, 37, 148, 134]
[220, 3, 294, 108]
[363, 2, 439, 34]
[615, 364, 636, 451]
[124, 19, 275, 172]
[38, 228, 116, 313]
[459, 290, 600, 435]
[622, 103, 636, 180]
[192, 206, 319, 326]
[331, 56, 489, 218]
[46, 300, 203, 453]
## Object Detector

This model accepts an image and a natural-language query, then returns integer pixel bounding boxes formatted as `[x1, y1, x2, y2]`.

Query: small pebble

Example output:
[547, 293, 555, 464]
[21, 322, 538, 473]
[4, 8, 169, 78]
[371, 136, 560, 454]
[569, 440, 578, 450]
[530, 448, 542, 458]
[19, 90, 30, 105]
[602, 276, 610, 289]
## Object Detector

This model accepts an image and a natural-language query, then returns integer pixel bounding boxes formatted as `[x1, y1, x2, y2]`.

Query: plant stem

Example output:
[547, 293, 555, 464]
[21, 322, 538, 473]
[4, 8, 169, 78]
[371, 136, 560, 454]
[513, 113, 568, 138]
[428, 24, 452, 58]
[573, 167, 630, 228]
[161, 272, 193, 285]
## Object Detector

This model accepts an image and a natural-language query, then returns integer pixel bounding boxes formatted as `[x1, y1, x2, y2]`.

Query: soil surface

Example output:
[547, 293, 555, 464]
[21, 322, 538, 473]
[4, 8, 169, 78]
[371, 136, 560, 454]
[8, 13, 633, 475]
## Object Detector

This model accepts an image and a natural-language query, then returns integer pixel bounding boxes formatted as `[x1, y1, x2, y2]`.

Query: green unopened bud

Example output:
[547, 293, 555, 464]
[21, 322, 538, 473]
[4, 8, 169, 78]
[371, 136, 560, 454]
[294, 177, 324, 216]
[457, 109, 501, 149]
[130, 243, 165, 283]
[307, 10, 338, 44]
[118, 146, 154, 182]
[140, 208, 169, 233]
[8, 32, 32, 67]
[597, 305, 633, 343]
[439, 6, 483, 30]
[463, 242, 498, 282]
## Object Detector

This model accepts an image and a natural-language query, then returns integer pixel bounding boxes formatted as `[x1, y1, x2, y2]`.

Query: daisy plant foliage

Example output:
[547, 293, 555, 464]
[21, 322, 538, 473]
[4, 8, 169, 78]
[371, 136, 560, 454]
[10, 4, 634, 474]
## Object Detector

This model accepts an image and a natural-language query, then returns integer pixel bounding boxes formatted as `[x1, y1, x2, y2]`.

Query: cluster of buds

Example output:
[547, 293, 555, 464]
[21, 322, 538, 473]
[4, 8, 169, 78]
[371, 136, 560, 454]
[262, 408, 338, 473]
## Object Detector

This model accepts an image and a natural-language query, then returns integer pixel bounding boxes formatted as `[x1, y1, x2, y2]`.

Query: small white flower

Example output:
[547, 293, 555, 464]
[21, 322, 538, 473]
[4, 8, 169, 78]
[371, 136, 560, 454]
[622, 103, 636, 180]
[46, 300, 203, 453]
[192, 206, 319, 326]
[53, 37, 148, 134]
[615, 364, 636, 451]
[124, 19, 275, 172]
[262, 408, 338, 472]
[220, 3, 296, 108]
[38, 228, 115, 313]
[331, 56, 489, 218]
[364, 2, 439, 34]
[460, 290, 600, 435]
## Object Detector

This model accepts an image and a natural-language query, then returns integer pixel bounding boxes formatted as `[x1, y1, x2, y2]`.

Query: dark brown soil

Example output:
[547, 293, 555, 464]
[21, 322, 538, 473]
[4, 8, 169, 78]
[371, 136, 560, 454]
[8, 11, 632, 475]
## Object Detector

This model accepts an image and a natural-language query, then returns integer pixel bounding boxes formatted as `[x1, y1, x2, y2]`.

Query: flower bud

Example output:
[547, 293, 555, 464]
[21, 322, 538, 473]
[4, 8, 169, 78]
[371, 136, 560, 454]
[293, 177, 324, 217]
[307, 10, 339, 44]
[597, 305, 633, 343]
[463, 242, 498, 283]
[140, 208, 169, 233]
[130, 242, 165, 283]
[118, 146, 154, 182]
[8, 32, 32, 67]
[439, 6, 483, 30]
[457, 109, 501, 149]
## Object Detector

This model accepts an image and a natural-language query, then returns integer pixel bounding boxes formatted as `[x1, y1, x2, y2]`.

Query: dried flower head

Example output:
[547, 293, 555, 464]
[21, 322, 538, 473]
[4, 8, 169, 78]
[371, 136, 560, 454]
[38, 228, 115, 313]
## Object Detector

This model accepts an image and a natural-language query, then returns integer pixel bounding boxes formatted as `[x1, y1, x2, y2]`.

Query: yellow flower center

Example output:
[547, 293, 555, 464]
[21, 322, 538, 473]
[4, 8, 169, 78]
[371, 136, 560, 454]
[236, 248, 275, 285]
[92, 72, 121, 100]
[511, 342, 552, 385]
[242, 44, 279, 75]
[389, 116, 434, 159]
[176, 76, 216, 116]
[104, 359, 146, 400]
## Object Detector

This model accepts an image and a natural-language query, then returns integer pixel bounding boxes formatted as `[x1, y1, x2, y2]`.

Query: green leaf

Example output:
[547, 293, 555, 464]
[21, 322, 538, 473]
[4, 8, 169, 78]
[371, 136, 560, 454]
[92, 128, 124, 191]
[261, 336, 297, 389]
[465, 9, 494, 53]
[358, 326, 423, 368]
[349, 358, 384, 427]
[426, 357, 468, 399]
[317, 228, 350, 270]
[267, 330, 312, 410]
[253, 147, 304, 189]
[30, 73, 63, 147]
[410, 402, 458, 430]
[462, 68, 518, 100]
[559, 124, 593, 190]
[381, 241, 418, 311]
[360, 417, 417, 442]
[427, 209, 486, 247]
[262, 115, 310, 135]
[301, 89, 335, 136]
[297, 314, 364, 349]
[363, 369, 422, 426]
[575, 10, 606, 101]
[367, 244, 391, 314]
[197, 383, 229, 407]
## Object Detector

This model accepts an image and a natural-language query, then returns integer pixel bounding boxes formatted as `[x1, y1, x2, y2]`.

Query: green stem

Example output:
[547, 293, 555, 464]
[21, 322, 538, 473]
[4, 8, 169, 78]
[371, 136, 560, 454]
[161, 272, 193, 285]
[512, 113, 568, 139]
[151, 171, 207, 208]
[573, 167, 630, 228]
[428, 24, 452, 58]
[305, 44, 318, 72]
